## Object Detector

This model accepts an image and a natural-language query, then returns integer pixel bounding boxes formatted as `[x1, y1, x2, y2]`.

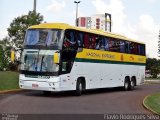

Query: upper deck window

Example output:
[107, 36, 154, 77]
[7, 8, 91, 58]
[25, 29, 62, 47]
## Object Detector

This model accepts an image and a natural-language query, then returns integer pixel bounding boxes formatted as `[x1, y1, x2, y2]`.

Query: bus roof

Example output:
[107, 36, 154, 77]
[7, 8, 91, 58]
[29, 23, 145, 44]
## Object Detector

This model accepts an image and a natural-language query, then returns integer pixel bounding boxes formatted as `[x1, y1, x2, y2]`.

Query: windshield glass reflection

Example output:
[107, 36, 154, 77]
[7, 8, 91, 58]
[21, 51, 59, 72]
[25, 29, 62, 47]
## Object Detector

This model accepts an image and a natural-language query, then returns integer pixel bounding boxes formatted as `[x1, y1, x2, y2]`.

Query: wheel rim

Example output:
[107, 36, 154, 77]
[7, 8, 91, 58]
[79, 83, 82, 91]
[131, 81, 134, 88]
[125, 82, 129, 90]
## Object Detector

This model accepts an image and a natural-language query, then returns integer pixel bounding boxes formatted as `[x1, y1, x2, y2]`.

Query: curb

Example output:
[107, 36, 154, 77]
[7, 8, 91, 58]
[144, 80, 160, 84]
[0, 89, 23, 94]
[143, 95, 160, 115]
[144, 79, 160, 82]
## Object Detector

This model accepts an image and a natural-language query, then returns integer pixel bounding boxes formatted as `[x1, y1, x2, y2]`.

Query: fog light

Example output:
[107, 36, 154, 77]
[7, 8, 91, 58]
[49, 83, 52, 86]
[49, 82, 55, 86]
[20, 80, 24, 84]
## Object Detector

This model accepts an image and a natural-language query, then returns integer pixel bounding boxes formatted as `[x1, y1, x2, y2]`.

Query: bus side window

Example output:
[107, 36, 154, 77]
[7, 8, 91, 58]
[98, 37, 104, 50]
[125, 42, 130, 54]
[128, 42, 132, 54]
[103, 37, 109, 51]
[134, 43, 138, 54]
[120, 40, 125, 53]
[95, 36, 102, 50]
[110, 38, 119, 52]
[138, 44, 145, 56]
[130, 43, 138, 55]
[142, 45, 145, 55]
[63, 31, 71, 48]
[138, 44, 141, 55]
[89, 34, 96, 49]
[63, 31, 76, 48]
[70, 31, 76, 46]
[109, 39, 115, 52]
[114, 39, 120, 52]
[62, 61, 72, 73]
[77, 32, 83, 47]
[62, 62, 67, 72]
[130, 42, 134, 54]
[84, 33, 89, 48]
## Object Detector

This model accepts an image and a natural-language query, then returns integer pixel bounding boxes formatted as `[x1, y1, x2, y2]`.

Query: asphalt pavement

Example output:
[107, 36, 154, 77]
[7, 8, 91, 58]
[0, 84, 160, 120]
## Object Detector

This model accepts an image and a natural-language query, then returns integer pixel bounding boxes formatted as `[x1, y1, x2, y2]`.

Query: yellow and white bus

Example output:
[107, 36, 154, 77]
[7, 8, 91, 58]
[19, 23, 146, 95]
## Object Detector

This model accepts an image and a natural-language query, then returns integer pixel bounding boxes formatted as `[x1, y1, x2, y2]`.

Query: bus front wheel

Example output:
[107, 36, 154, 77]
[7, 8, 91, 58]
[75, 80, 83, 96]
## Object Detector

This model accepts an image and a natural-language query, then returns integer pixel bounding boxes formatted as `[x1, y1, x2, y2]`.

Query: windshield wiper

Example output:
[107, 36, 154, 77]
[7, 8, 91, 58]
[35, 49, 40, 71]
[40, 56, 44, 72]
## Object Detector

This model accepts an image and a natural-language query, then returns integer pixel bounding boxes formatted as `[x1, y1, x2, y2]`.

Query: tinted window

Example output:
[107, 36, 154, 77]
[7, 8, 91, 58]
[77, 32, 83, 47]
[63, 30, 76, 48]
[130, 42, 138, 54]
[63, 30, 145, 56]
[84, 33, 90, 48]
[95, 36, 103, 50]
[120, 40, 125, 53]
[103, 37, 109, 51]
[125, 42, 130, 53]
[25, 29, 62, 46]
[109, 39, 120, 52]
[89, 34, 96, 49]
[138, 44, 145, 55]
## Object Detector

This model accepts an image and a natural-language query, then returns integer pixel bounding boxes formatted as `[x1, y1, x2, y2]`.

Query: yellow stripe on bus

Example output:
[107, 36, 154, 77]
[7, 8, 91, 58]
[76, 49, 146, 64]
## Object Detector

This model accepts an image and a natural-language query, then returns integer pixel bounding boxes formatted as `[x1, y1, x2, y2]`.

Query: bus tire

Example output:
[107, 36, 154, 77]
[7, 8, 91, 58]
[75, 80, 83, 96]
[124, 77, 130, 91]
[130, 77, 136, 90]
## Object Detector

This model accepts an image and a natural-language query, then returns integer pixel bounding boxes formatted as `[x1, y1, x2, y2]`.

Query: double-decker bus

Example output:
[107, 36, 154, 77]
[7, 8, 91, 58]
[19, 23, 146, 96]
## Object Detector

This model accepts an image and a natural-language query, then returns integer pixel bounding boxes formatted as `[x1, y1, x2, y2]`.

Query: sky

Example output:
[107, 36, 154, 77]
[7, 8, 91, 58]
[0, 0, 160, 58]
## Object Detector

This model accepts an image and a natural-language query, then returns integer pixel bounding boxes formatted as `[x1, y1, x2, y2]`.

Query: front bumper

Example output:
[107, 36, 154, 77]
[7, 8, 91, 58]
[19, 74, 61, 91]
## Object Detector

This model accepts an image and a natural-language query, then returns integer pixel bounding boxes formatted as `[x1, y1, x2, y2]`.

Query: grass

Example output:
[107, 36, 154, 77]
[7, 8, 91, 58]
[144, 93, 160, 114]
[145, 78, 160, 80]
[0, 71, 19, 91]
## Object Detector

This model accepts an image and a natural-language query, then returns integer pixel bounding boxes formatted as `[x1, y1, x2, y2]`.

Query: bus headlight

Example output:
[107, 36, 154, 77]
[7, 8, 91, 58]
[49, 82, 55, 86]
[19, 80, 24, 84]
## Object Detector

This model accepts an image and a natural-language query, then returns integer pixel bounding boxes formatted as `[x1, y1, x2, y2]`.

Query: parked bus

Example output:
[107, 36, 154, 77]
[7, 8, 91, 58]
[19, 23, 146, 95]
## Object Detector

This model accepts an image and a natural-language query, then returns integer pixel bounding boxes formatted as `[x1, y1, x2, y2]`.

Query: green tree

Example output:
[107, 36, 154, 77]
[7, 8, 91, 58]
[146, 58, 160, 78]
[7, 11, 43, 48]
[0, 37, 12, 70]
[0, 45, 4, 70]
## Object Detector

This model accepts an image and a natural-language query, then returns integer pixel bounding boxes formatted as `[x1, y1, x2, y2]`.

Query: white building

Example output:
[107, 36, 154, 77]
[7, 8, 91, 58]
[77, 13, 112, 32]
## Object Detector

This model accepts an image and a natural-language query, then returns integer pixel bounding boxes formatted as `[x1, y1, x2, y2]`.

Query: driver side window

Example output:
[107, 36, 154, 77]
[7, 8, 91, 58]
[63, 30, 76, 48]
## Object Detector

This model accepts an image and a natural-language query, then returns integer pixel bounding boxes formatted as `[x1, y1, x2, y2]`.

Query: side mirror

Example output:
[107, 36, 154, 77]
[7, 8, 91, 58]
[11, 50, 15, 62]
[54, 52, 59, 64]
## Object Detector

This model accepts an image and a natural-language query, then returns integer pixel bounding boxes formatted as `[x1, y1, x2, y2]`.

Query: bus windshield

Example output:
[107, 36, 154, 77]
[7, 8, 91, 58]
[21, 50, 59, 73]
[24, 29, 63, 47]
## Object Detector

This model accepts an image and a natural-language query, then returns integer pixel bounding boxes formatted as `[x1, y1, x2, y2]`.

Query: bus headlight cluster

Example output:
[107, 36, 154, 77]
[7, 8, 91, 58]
[49, 82, 55, 86]
[19, 80, 24, 84]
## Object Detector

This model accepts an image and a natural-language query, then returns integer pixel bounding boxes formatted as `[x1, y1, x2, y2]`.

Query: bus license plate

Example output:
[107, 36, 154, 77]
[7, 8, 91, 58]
[32, 84, 39, 88]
